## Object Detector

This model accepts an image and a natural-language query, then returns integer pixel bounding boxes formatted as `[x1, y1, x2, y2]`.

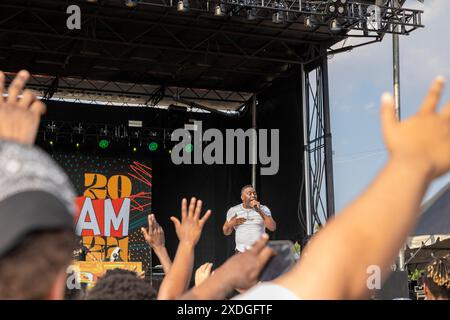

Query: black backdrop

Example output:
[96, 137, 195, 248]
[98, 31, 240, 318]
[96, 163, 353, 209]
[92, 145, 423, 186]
[39, 71, 306, 269]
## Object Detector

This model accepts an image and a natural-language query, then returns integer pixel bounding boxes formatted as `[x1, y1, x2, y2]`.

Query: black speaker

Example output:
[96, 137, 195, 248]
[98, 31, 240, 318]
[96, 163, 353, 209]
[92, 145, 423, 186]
[374, 271, 409, 300]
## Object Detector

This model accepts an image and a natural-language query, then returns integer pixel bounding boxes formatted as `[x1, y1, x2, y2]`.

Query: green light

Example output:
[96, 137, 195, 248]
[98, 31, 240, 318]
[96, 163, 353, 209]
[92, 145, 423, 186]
[133, 147, 138, 152]
[49, 140, 54, 146]
[75, 143, 80, 148]
[148, 142, 158, 152]
[184, 143, 193, 153]
[99, 139, 110, 149]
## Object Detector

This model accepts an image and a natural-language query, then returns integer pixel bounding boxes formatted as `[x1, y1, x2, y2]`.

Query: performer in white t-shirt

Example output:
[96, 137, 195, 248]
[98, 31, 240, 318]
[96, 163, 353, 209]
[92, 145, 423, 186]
[223, 185, 277, 253]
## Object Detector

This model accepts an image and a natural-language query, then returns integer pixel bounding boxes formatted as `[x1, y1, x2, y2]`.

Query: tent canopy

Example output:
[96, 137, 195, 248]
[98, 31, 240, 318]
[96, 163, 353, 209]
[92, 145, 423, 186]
[413, 182, 450, 236]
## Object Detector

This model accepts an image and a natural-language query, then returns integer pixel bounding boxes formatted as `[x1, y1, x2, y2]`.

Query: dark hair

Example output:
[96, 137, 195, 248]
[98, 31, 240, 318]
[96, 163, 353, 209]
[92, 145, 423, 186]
[241, 185, 255, 195]
[423, 254, 449, 299]
[86, 268, 156, 300]
[0, 229, 75, 299]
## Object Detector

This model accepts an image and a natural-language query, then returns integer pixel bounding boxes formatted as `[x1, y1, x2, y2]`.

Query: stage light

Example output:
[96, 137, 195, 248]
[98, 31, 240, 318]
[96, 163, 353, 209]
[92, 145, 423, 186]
[99, 139, 110, 149]
[304, 16, 318, 29]
[72, 123, 84, 149]
[329, 19, 342, 33]
[86, 0, 98, 3]
[132, 147, 138, 153]
[49, 140, 54, 147]
[272, 11, 285, 24]
[214, 4, 224, 16]
[177, 0, 189, 12]
[247, 8, 257, 20]
[125, 0, 137, 7]
[148, 141, 158, 152]
[184, 143, 193, 153]
[328, 0, 347, 16]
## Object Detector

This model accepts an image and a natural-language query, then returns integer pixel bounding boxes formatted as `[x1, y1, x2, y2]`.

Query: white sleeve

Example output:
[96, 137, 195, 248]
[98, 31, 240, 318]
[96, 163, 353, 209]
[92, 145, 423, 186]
[226, 207, 235, 222]
[261, 205, 271, 217]
[232, 283, 299, 300]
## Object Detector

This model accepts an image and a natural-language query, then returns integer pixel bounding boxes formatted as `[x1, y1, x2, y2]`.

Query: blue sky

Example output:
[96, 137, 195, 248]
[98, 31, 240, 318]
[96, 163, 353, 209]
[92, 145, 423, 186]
[328, 0, 450, 212]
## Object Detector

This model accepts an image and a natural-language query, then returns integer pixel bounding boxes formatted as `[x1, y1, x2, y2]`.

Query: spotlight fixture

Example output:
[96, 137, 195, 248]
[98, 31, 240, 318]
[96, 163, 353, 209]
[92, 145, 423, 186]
[98, 126, 110, 149]
[125, 0, 137, 8]
[214, 4, 225, 16]
[304, 15, 318, 29]
[129, 130, 142, 152]
[44, 122, 58, 146]
[148, 141, 159, 152]
[177, 0, 189, 12]
[272, 11, 285, 24]
[99, 139, 110, 149]
[328, 0, 347, 16]
[329, 18, 342, 33]
[72, 123, 84, 148]
[247, 8, 257, 21]
[271, 2, 286, 24]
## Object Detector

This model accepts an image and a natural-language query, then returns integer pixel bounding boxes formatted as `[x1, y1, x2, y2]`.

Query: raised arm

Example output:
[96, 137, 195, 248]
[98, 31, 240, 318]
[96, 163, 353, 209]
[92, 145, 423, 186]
[180, 234, 274, 300]
[141, 214, 172, 274]
[0, 70, 46, 144]
[157, 197, 211, 300]
[273, 77, 450, 299]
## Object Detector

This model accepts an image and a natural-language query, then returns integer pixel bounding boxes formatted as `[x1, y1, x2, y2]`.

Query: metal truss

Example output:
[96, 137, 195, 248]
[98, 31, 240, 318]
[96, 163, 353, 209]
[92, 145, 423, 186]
[139, 0, 423, 36]
[0, 1, 326, 66]
[3, 72, 251, 112]
[301, 53, 335, 233]
[38, 120, 180, 150]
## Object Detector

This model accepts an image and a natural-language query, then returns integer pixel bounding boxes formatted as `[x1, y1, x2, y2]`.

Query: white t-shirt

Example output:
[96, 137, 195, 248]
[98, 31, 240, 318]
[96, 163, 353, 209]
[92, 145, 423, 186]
[226, 204, 272, 252]
[233, 282, 299, 300]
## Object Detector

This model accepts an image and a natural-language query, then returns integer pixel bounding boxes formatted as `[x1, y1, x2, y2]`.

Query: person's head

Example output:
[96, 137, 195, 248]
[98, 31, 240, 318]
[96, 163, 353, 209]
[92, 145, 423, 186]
[0, 141, 76, 299]
[86, 268, 156, 300]
[423, 255, 449, 300]
[0, 230, 74, 299]
[241, 185, 257, 207]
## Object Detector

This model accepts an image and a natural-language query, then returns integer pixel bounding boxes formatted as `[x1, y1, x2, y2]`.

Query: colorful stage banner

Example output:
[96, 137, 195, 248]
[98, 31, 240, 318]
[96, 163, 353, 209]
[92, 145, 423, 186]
[51, 153, 152, 272]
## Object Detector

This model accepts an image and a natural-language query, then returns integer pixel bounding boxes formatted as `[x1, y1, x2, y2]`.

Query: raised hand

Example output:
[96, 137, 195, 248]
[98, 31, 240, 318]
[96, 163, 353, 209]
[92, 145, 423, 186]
[141, 214, 166, 250]
[381, 77, 450, 179]
[195, 262, 213, 287]
[170, 197, 211, 246]
[219, 234, 274, 290]
[0, 70, 46, 145]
